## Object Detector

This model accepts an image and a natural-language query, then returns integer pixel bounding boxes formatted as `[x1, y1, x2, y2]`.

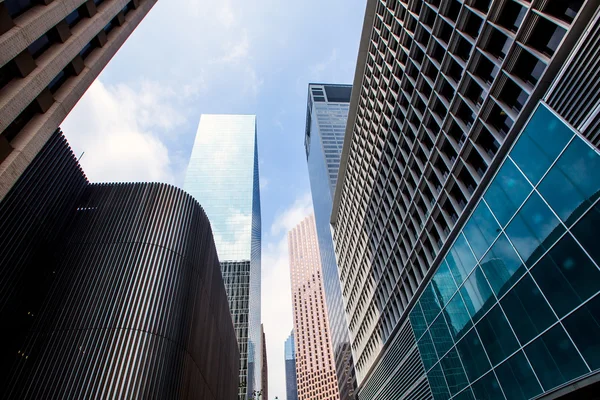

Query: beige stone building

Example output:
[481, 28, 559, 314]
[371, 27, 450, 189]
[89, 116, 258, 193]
[289, 215, 340, 400]
[0, 0, 157, 200]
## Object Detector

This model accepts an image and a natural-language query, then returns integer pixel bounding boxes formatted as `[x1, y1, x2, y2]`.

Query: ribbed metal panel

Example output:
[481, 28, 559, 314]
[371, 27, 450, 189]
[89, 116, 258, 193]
[0, 132, 239, 399]
[0, 130, 88, 390]
[357, 320, 432, 400]
[546, 8, 600, 149]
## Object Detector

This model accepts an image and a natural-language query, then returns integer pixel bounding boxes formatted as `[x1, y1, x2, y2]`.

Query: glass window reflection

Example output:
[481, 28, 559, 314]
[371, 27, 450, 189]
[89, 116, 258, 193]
[417, 330, 440, 371]
[421, 283, 443, 325]
[480, 234, 525, 296]
[447, 234, 477, 283]
[461, 267, 495, 323]
[495, 351, 542, 400]
[445, 293, 473, 341]
[428, 363, 451, 400]
[563, 294, 600, 370]
[505, 192, 565, 267]
[471, 371, 505, 400]
[572, 204, 600, 266]
[500, 274, 556, 344]
[525, 324, 588, 391]
[476, 305, 519, 365]
[456, 328, 491, 381]
[432, 260, 458, 306]
[531, 234, 600, 317]
[509, 105, 573, 185]
[410, 301, 428, 339]
[463, 202, 501, 260]
[539, 138, 600, 224]
[440, 348, 469, 396]
[484, 159, 532, 227]
[430, 314, 455, 357]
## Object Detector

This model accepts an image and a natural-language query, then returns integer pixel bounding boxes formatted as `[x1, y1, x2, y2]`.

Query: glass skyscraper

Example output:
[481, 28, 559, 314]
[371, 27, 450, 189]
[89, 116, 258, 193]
[184, 114, 262, 400]
[285, 330, 298, 400]
[304, 83, 356, 399]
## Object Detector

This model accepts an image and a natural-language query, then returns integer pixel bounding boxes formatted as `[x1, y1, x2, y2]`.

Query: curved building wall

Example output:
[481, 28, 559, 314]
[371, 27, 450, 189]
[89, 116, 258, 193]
[3, 180, 239, 399]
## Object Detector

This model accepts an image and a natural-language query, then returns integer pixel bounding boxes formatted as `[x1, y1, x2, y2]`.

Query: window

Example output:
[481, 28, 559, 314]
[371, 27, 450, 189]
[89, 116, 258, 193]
[484, 28, 512, 61]
[471, 371, 504, 400]
[498, 77, 528, 113]
[526, 17, 566, 57]
[495, 351, 542, 399]
[512, 49, 546, 87]
[563, 294, 600, 370]
[440, 348, 469, 395]
[477, 304, 519, 365]
[456, 328, 490, 381]
[480, 234, 525, 296]
[461, 267, 494, 322]
[417, 330, 439, 370]
[541, 0, 583, 24]
[486, 103, 512, 137]
[472, 52, 499, 87]
[497, 1, 526, 33]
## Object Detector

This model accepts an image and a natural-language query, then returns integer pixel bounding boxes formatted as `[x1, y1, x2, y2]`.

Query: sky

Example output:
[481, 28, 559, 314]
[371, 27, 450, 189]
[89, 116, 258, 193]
[61, 0, 365, 398]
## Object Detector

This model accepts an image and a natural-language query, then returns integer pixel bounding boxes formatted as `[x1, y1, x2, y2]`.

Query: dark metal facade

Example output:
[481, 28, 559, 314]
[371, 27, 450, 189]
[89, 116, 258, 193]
[0, 131, 239, 399]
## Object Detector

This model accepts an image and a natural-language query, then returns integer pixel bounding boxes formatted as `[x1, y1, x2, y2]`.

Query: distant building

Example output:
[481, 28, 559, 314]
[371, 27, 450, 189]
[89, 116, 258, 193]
[285, 331, 298, 400]
[0, 130, 239, 399]
[0, 0, 157, 201]
[261, 324, 268, 400]
[184, 114, 262, 400]
[304, 83, 356, 399]
[288, 215, 340, 400]
[332, 0, 600, 398]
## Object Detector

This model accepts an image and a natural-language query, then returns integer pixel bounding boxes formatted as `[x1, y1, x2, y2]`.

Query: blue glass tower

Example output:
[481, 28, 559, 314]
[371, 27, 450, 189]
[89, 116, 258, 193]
[304, 83, 356, 399]
[285, 330, 298, 400]
[184, 114, 261, 400]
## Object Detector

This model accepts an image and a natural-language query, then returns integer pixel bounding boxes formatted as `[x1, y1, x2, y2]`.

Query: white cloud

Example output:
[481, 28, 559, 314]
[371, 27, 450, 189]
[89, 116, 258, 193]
[61, 79, 185, 183]
[220, 32, 250, 64]
[260, 177, 270, 191]
[270, 193, 314, 236]
[262, 192, 314, 400]
[310, 48, 339, 78]
[217, 0, 236, 28]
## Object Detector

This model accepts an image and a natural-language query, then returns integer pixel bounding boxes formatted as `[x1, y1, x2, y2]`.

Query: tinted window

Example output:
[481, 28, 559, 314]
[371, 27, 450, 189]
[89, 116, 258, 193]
[480, 234, 525, 296]
[495, 351, 542, 400]
[484, 159, 532, 226]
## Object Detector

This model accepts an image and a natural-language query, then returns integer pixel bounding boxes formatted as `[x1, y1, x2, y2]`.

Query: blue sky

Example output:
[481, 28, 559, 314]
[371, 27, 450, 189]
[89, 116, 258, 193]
[62, 0, 365, 398]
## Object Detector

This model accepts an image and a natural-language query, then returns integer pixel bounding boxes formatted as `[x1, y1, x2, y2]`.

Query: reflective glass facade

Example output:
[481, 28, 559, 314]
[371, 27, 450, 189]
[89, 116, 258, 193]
[305, 83, 356, 399]
[184, 115, 261, 400]
[410, 104, 600, 399]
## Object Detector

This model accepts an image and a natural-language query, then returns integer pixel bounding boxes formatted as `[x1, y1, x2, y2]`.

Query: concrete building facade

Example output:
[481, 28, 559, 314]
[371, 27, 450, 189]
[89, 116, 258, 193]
[0, 130, 239, 399]
[304, 83, 356, 400]
[288, 215, 340, 400]
[0, 0, 157, 201]
[331, 0, 600, 399]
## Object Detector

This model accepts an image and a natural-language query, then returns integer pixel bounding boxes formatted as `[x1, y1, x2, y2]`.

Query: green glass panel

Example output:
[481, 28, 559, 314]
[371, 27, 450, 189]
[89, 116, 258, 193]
[461, 267, 495, 323]
[417, 330, 439, 371]
[480, 234, 525, 296]
[432, 260, 458, 306]
[510, 104, 572, 185]
[453, 388, 476, 400]
[572, 204, 600, 267]
[477, 305, 519, 365]
[430, 314, 454, 357]
[471, 371, 505, 400]
[505, 192, 565, 267]
[500, 274, 556, 344]
[495, 351, 542, 400]
[447, 234, 477, 284]
[456, 328, 491, 382]
[428, 363, 451, 400]
[563, 295, 600, 370]
[531, 234, 600, 317]
[463, 202, 501, 260]
[525, 324, 589, 391]
[445, 292, 473, 341]
[484, 159, 532, 227]
[422, 283, 443, 325]
[410, 301, 428, 339]
[440, 348, 469, 395]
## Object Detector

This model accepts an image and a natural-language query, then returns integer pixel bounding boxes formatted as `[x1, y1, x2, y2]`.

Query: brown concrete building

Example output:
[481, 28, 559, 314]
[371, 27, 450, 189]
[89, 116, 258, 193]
[0, 0, 157, 201]
[288, 215, 340, 400]
[261, 324, 268, 400]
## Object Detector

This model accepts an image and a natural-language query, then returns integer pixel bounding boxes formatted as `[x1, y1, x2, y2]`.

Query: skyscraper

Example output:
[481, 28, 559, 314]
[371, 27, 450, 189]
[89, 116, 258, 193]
[288, 215, 340, 400]
[0, 0, 157, 201]
[261, 324, 268, 400]
[332, 0, 600, 398]
[184, 114, 262, 400]
[0, 130, 240, 399]
[304, 83, 356, 399]
[285, 331, 298, 400]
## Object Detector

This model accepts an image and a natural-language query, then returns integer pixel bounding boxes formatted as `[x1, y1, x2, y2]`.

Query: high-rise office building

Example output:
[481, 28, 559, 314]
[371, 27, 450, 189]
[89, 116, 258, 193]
[0, 130, 239, 399]
[261, 324, 268, 400]
[0, 0, 156, 201]
[332, 0, 600, 399]
[288, 215, 340, 400]
[304, 83, 356, 400]
[184, 114, 262, 400]
[285, 330, 298, 400]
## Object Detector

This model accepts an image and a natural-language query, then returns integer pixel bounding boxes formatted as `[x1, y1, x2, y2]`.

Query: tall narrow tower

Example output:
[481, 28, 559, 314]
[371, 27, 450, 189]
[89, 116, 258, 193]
[184, 114, 262, 400]
[288, 215, 340, 400]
